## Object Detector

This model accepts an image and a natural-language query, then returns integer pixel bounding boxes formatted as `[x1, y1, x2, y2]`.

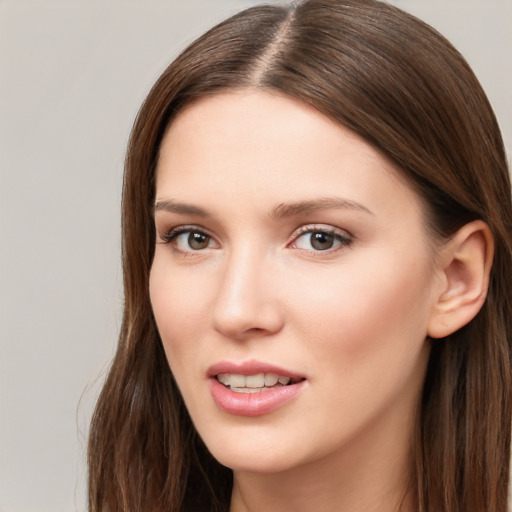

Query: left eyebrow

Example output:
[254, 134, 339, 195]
[270, 197, 374, 219]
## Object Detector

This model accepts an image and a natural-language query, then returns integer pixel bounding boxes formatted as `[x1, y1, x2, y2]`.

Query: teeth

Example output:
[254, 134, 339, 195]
[231, 387, 264, 393]
[245, 373, 265, 388]
[216, 372, 298, 391]
[229, 374, 245, 388]
[264, 373, 279, 386]
[217, 374, 230, 386]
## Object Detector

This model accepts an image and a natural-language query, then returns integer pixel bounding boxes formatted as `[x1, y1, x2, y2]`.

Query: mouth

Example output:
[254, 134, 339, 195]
[216, 372, 305, 393]
[208, 364, 307, 416]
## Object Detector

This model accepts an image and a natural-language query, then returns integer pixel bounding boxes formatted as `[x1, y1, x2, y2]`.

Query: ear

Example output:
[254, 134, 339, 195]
[427, 220, 494, 339]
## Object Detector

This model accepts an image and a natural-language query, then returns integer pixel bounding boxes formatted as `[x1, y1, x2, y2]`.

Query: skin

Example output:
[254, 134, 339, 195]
[149, 90, 450, 512]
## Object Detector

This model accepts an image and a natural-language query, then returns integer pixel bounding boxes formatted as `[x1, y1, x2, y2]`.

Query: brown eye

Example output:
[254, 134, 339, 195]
[188, 231, 210, 250]
[162, 228, 216, 252]
[310, 232, 335, 251]
[292, 227, 353, 253]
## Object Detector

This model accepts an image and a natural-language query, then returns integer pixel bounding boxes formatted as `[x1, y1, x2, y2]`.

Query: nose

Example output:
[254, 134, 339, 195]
[211, 248, 284, 340]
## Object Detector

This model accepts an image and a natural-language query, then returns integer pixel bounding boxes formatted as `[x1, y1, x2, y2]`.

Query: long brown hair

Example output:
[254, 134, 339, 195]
[88, 1, 512, 510]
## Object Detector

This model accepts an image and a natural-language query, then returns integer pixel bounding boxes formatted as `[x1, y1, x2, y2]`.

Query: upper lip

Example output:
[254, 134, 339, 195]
[207, 359, 305, 379]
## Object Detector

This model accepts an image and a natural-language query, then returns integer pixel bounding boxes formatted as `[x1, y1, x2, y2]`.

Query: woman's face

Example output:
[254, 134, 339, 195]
[150, 91, 442, 474]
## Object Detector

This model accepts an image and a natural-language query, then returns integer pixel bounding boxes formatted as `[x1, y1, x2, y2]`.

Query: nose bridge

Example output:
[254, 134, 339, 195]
[211, 242, 283, 339]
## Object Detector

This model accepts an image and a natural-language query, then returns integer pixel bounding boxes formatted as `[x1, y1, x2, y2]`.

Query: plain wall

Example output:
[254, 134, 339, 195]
[1, 1, 510, 511]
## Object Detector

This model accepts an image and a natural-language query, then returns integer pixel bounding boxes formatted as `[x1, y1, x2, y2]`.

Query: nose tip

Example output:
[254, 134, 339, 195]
[212, 294, 284, 340]
[211, 257, 284, 340]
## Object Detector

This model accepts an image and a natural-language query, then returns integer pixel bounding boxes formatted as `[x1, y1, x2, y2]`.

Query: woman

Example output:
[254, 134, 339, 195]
[88, 0, 512, 510]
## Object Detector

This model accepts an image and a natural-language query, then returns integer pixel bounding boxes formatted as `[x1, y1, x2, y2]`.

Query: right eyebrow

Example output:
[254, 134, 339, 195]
[153, 199, 209, 217]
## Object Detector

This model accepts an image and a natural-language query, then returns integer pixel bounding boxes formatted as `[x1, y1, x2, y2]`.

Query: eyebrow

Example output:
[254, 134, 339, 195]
[153, 197, 373, 218]
[154, 199, 209, 216]
[270, 197, 374, 219]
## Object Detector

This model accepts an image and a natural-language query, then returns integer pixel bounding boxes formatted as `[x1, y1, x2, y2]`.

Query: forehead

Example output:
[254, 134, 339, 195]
[155, 90, 425, 225]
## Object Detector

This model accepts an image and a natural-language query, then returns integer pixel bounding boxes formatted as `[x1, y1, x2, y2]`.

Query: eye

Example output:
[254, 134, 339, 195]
[178, 231, 211, 251]
[291, 226, 353, 252]
[160, 227, 217, 252]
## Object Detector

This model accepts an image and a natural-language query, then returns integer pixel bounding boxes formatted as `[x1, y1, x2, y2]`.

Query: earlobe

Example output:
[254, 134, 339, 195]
[427, 220, 494, 339]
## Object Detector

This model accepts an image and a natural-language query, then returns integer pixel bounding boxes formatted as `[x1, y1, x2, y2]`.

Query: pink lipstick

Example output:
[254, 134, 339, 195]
[207, 360, 306, 417]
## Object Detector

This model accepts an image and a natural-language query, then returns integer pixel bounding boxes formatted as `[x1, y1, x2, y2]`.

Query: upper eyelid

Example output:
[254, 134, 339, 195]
[290, 223, 353, 238]
[157, 224, 216, 245]
[288, 224, 354, 252]
[159, 224, 211, 236]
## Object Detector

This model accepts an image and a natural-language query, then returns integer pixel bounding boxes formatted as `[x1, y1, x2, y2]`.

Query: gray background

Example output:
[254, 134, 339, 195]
[1, 1, 511, 511]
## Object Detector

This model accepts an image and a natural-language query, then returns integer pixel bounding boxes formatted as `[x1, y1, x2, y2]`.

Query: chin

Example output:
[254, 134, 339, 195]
[214, 451, 298, 474]
[201, 430, 305, 474]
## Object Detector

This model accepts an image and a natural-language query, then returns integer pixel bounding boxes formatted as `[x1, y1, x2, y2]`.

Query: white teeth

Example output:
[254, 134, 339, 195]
[216, 372, 298, 391]
[229, 374, 245, 388]
[245, 373, 265, 388]
[231, 387, 263, 394]
[217, 373, 230, 386]
[264, 373, 279, 386]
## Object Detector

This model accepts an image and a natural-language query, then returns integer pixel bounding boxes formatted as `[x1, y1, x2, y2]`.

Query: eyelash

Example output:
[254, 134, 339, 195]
[159, 225, 216, 253]
[158, 224, 353, 255]
[289, 225, 353, 254]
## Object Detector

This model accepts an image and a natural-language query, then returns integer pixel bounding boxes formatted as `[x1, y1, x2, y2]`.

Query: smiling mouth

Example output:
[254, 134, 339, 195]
[216, 372, 305, 393]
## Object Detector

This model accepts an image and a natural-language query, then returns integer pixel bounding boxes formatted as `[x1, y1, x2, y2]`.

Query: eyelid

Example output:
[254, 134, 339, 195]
[290, 223, 353, 240]
[157, 223, 352, 255]
[287, 224, 354, 252]
[157, 224, 219, 250]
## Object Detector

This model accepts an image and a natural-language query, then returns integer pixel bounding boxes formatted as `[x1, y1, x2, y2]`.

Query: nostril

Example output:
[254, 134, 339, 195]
[211, 298, 284, 340]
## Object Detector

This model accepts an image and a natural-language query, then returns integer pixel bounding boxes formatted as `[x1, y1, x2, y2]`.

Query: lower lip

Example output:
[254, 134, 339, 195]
[209, 378, 306, 417]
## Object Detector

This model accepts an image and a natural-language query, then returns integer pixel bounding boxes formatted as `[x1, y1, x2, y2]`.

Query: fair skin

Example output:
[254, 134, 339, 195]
[149, 90, 492, 512]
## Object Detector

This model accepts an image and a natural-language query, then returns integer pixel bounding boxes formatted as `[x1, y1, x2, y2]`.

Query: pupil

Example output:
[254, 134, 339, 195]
[311, 232, 333, 250]
[188, 232, 209, 250]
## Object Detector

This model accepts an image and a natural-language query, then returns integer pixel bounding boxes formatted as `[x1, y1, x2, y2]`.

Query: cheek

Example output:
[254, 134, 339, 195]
[278, 253, 434, 450]
[149, 260, 211, 366]
[287, 251, 434, 374]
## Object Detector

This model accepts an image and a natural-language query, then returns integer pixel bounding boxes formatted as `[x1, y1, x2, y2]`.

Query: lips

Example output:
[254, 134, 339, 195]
[207, 361, 307, 416]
